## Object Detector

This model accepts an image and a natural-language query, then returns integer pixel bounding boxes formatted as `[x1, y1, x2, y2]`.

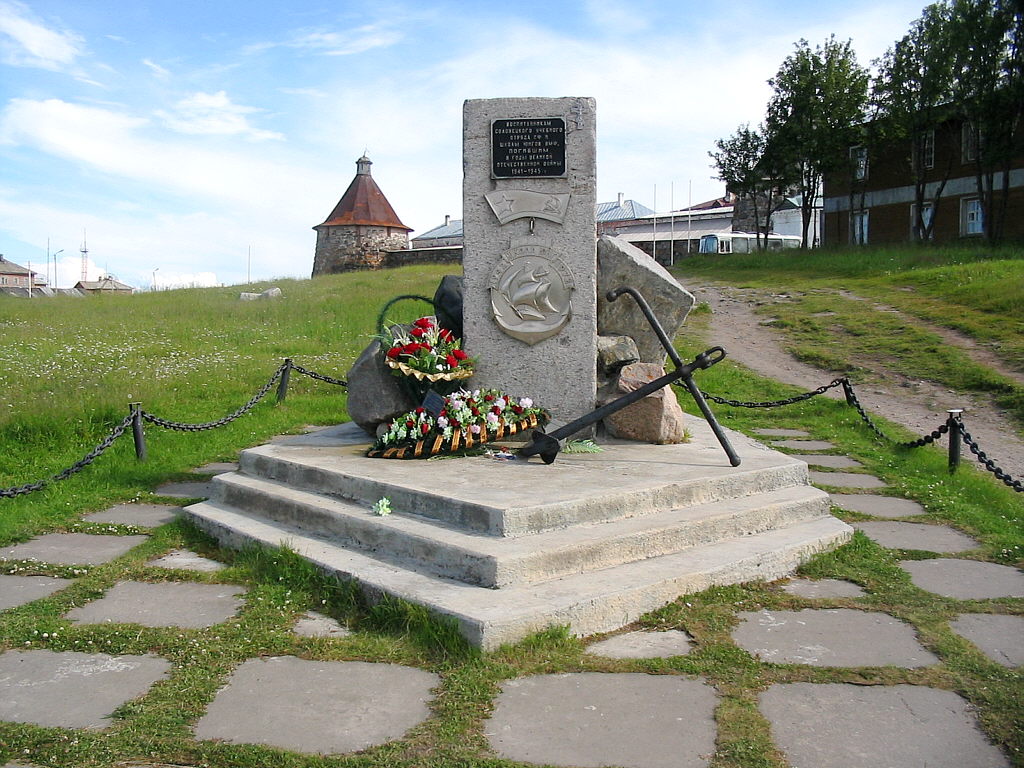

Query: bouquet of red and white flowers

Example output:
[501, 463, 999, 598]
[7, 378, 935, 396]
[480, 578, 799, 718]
[382, 316, 473, 379]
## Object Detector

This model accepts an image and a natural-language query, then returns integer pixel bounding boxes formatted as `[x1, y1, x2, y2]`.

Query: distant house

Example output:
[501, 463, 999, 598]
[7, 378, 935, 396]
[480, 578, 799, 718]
[598, 193, 735, 264]
[75, 276, 134, 295]
[0, 254, 34, 289]
[411, 216, 464, 248]
[822, 114, 1024, 245]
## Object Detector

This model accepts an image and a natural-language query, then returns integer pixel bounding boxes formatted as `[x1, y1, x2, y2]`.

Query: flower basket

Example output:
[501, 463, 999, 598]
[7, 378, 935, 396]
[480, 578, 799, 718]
[367, 389, 548, 460]
[367, 412, 545, 459]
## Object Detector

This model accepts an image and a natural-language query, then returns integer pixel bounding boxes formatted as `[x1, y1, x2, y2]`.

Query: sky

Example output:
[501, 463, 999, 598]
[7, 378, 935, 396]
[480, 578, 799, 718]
[0, 0, 929, 290]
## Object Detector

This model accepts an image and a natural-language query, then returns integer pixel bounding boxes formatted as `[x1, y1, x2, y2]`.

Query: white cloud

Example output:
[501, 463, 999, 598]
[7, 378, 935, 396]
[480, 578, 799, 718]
[142, 57, 170, 79]
[292, 24, 402, 56]
[0, 0, 83, 70]
[156, 91, 283, 141]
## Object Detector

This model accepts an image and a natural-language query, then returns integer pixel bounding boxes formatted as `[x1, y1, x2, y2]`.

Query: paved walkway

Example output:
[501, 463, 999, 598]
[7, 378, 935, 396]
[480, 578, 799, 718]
[1, 443, 1021, 767]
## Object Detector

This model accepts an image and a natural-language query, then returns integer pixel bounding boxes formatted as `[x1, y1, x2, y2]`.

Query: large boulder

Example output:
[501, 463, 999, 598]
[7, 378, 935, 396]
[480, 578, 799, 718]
[433, 275, 464, 340]
[601, 362, 686, 445]
[597, 236, 695, 365]
[345, 340, 416, 435]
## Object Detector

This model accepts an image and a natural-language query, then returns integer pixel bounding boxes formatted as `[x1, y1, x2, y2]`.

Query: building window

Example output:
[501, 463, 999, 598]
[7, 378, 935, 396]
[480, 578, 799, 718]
[922, 130, 935, 170]
[0, 277, 6, 285]
[910, 203, 934, 239]
[961, 197, 983, 236]
[962, 123, 977, 163]
[851, 146, 868, 180]
[850, 210, 869, 245]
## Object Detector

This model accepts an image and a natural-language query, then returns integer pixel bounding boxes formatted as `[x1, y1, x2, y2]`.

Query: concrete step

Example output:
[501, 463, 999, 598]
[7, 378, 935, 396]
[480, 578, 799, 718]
[183, 502, 852, 650]
[206, 472, 831, 588]
[235, 432, 811, 537]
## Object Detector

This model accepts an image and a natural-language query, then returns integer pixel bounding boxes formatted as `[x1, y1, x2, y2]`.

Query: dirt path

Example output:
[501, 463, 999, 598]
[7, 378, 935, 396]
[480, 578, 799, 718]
[680, 278, 1024, 480]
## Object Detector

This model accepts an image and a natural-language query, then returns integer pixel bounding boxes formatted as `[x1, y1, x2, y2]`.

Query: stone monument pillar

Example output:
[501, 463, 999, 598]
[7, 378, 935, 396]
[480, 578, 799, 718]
[462, 97, 597, 428]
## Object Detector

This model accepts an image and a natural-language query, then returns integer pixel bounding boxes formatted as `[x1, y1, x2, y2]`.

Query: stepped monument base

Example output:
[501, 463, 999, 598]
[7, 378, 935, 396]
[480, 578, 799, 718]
[184, 420, 852, 649]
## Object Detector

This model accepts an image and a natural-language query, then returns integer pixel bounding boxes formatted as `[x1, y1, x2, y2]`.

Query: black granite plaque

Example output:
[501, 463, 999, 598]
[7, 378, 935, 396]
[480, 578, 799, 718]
[491, 118, 566, 178]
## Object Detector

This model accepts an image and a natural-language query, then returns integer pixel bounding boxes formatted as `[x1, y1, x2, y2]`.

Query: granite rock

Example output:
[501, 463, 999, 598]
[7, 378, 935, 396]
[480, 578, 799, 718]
[601, 362, 686, 444]
[597, 236, 694, 365]
[345, 340, 416, 435]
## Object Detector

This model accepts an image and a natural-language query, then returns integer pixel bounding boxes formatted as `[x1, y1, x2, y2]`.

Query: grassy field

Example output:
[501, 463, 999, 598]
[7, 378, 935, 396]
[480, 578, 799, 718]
[672, 244, 1024, 426]
[0, 255, 1021, 768]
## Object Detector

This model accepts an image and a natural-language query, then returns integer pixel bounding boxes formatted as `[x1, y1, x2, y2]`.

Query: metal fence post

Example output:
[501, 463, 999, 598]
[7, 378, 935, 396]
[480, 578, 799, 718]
[129, 402, 147, 462]
[841, 377, 856, 407]
[276, 358, 292, 403]
[947, 409, 963, 474]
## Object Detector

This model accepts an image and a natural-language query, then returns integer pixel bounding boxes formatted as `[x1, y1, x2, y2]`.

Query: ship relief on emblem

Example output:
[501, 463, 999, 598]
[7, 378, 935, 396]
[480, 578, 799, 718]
[489, 240, 574, 345]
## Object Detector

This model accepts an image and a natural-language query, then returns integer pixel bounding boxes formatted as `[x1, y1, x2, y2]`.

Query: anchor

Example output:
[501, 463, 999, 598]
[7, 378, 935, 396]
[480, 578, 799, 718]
[518, 286, 741, 467]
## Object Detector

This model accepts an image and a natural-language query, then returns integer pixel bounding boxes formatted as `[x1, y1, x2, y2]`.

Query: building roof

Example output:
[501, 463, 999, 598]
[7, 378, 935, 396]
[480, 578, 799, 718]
[0, 256, 32, 275]
[678, 194, 734, 212]
[596, 197, 655, 223]
[414, 219, 464, 240]
[75, 276, 133, 292]
[315, 155, 412, 231]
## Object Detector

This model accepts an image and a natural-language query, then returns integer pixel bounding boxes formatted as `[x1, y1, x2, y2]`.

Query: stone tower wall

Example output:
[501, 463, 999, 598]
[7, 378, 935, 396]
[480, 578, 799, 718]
[312, 226, 410, 274]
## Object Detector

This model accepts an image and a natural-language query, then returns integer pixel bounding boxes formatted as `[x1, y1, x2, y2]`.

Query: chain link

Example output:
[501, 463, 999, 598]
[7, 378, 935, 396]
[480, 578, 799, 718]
[0, 414, 134, 498]
[290, 363, 347, 387]
[839, 378, 952, 448]
[141, 363, 286, 432]
[693, 377, 848, 409]
[959, 422, 1024, 492]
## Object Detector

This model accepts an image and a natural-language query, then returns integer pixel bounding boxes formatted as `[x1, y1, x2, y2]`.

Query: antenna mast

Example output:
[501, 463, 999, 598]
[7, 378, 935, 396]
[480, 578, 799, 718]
[80, 230, 89, 283]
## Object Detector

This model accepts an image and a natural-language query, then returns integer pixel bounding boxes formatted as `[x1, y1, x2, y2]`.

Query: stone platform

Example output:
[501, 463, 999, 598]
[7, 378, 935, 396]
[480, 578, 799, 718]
[183, 420, 851, 649]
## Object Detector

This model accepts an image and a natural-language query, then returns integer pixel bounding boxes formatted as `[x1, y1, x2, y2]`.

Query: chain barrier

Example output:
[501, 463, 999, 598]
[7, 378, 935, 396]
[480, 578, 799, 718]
[290, 362, 348, 388]
[959, 421, 1024, 493]
[0, 414, 134, 498]
[2, 357, 352, 500]
[836, 378, 954, 449]
[693, 377, 849, 409]
[140, 362, 287, 432]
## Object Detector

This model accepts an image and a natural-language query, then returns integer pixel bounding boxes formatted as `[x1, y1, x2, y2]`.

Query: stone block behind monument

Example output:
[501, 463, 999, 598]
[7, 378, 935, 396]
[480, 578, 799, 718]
[462, 98, 597, 428]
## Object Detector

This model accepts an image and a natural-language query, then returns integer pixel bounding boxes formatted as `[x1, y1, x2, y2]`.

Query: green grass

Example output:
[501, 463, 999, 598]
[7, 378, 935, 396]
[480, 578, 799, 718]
[674, 244, 1024, 427]
[0, 257, 1022, 767]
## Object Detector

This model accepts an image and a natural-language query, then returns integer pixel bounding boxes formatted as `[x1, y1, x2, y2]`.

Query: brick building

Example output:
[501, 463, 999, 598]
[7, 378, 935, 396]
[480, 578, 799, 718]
[311, 155, 412, 274]
[823, 116, 1024, 245]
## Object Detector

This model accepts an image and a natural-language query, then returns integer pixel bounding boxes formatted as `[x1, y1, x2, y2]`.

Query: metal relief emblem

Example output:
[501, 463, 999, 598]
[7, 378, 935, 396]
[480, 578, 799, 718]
[489, 239, 574, 345]
[484, 190, 570, 225]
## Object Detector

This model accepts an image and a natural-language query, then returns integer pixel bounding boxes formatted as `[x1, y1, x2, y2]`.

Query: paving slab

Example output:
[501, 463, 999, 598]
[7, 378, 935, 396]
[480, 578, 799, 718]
[854, 522, 980, 553]
[773, 439, 835, 451]
[65, 581, 246, 628]
[754, 428, 811, 437]
[146, 549, 226, 572]
[949, 614, 1024, 667]
[0, 533, 149, 566]
[154, 481, 214, 499]
[0, 649, 171, 729]
[790, 454, 861, 469]
[760, 682, 1009, 768]
[809, 471, 887, 489]
[485, 672, 717, 768]
[194, 657, 437, 754]
[191, 462, 238, 475]
[293, 611, 351, 638]
[733, 608, 939, 667]
[781, 578, 865, 599]
[900, 559, 1024, 600]
[585, 630, 693, 659]
[0, 574, 74, 610]
[84, 503, 179, 527]
[830, 493, 926, 518]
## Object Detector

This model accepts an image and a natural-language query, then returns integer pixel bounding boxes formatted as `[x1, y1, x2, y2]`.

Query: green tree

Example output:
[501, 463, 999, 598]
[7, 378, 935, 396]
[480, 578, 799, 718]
[709, 124, 792, 248]
[949, 0, 1023, 244]
[766, 36, 870, 247]
[873, 3, 957, 242]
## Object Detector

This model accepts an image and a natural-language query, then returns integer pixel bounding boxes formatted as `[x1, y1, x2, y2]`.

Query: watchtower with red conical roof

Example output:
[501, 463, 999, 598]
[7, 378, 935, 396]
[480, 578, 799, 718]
[311, 154, 412, 275]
